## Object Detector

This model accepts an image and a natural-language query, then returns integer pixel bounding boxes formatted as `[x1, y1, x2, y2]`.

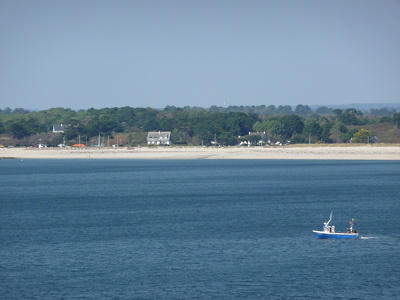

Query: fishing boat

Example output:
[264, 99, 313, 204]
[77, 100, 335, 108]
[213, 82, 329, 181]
[313, 212, 359, 239]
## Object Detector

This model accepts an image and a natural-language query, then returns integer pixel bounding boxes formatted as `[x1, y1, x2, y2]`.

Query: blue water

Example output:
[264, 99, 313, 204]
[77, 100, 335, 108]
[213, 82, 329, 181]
[1, 159, 399, 299]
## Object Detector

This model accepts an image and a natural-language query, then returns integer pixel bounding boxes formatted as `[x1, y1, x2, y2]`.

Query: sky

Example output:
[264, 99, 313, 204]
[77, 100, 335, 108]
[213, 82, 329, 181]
[1, 0, 400, 110]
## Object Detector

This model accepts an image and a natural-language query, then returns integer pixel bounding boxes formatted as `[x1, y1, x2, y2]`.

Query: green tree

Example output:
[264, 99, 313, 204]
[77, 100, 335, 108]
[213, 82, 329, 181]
[64, 126, 82, 140]
[142, 118, 160, 132]
[113, 106, 136, 126]
[224, 112, 258, 136]
[98, 115, 122, 134]
[294, 104, 313, 117]
[25, 117, 45, 134]
[280, 115, 304, 138]
[159, 117, 175, 131]
[0, 107, 12, 115]
[171, 128, 187, 144]
[7, 121, 31, 139]
[252, 121, 268, 132]
[316, 106, 333, 115]
[329, 121, 348, 143]
[332, 109, 343, 118]
[393, 112, 400, 129]
[370, 108, 396, 117]
[345, 108, 363, 116]
[290, 134, 306, 144]
[264, 105, 277, 115]
[276, 105, 294, 115]
[134, 108, 159, 129]
[352, 129, 372, 143]
[339, 111, 359, 125]
[303, 121, 322, 143]
[320, 122, 333, 143]
[266, 120, 283, 139]
[192, 121, 217, 144]
[218, 132, 237, 145]
[13, 108, 30, 114]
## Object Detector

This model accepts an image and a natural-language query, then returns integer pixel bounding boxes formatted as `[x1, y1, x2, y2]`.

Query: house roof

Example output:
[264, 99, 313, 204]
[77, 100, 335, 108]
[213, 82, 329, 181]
[249, 131, 266, 136]
[147, 131, 171, 139]
[53, 124, 69, 132]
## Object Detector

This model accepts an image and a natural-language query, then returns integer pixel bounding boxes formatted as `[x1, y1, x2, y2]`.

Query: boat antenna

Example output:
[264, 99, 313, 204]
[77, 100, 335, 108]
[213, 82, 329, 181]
[325, 211, 333, 226]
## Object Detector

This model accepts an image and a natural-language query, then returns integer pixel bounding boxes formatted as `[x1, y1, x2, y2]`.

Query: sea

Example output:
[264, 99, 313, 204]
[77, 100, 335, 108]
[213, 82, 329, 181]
[1, 159, 399, 299]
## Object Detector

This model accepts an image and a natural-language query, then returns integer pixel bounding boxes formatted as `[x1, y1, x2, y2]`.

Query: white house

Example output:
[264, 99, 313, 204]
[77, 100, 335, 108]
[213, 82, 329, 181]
[147, 131, 171, 145]
[52, 124, 69, 133]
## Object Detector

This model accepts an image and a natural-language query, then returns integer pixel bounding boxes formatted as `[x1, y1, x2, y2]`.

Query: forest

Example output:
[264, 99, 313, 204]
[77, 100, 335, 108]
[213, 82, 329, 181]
[1, 104, 400, 147]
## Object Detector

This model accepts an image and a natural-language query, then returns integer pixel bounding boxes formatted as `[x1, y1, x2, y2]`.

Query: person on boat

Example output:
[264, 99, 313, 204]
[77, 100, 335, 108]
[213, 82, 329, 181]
[348, 219, 356, 233]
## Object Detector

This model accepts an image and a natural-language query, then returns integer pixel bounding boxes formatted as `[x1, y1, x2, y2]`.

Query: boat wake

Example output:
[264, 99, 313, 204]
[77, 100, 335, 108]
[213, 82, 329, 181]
[360, 236, 378, 239]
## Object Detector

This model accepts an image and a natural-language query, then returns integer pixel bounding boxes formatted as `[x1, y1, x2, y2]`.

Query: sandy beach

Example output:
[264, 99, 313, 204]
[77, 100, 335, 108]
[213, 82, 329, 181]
[1, 145, 400, 160]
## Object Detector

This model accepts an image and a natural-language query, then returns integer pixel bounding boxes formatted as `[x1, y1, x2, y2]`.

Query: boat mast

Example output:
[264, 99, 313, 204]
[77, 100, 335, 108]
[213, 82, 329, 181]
[326, 211, 333, 226]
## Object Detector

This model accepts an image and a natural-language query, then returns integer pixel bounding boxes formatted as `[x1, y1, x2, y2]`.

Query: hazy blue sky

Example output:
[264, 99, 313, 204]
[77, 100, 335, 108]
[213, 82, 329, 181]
[1, 0, 400, 110]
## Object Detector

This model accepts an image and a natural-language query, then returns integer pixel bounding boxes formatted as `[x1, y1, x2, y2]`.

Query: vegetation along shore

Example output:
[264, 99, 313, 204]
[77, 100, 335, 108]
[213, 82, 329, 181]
[1, 105, 400, 149]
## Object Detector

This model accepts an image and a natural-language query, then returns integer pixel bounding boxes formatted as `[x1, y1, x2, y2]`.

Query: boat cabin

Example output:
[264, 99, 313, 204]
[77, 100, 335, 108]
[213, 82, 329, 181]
[324, 224, 335, 233]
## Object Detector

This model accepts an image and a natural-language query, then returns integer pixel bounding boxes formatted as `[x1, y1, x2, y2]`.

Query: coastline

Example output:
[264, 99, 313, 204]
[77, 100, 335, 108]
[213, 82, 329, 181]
[1, 145, 400, 160]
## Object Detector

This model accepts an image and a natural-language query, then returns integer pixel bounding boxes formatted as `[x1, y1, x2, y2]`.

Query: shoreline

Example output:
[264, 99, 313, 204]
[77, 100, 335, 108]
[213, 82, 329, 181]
[1, 145, 400, 160]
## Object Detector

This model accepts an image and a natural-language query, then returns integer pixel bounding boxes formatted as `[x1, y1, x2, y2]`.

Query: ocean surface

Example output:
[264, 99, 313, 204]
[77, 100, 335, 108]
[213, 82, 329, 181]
[1, 159, 399, 299]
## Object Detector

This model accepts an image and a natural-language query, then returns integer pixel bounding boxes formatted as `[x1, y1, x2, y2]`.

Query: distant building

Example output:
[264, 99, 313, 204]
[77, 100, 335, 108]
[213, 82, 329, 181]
[249, 131, 268, 143]
[370, 136, 379, 143]
[147, 131, 171, 145]
[239, 131, 268, 146]
[52, 124, 69, 133]
[350, 135, 379, 144]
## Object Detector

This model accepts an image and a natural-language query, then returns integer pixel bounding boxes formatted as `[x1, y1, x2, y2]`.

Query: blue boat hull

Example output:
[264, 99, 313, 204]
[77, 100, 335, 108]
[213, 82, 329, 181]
[313, 231, 359, 239]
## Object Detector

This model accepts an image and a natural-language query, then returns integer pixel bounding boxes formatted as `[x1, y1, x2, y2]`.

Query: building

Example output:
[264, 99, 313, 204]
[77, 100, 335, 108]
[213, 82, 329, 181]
[239, 131, 268, 146]
[147, 131, 171, 145]
[249, 131, 268, 143]
[52, 124, 69, 133]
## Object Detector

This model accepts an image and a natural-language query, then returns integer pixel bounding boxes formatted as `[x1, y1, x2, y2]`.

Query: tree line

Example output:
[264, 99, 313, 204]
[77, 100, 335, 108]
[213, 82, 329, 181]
[1, 105, 400, 147]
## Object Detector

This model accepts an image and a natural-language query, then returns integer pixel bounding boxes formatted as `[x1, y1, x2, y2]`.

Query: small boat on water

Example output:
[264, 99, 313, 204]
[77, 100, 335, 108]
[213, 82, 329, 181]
[313, 212, 359, 239]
